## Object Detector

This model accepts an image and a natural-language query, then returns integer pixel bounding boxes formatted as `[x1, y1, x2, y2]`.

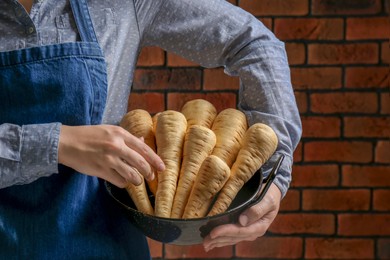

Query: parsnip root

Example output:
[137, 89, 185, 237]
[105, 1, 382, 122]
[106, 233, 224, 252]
[182, 155, 230, 219]
[181, 99, 217, 129]
[154, 110, 187, 218]
[208, 123, 278, 216]
[120, 109, 155, 214]
[211, 108, 248, 167]
[171, 125, 216, 218]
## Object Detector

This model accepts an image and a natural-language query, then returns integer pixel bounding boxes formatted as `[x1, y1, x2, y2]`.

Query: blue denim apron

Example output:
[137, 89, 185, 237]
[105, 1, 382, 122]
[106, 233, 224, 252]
[0, 0, 150, 259]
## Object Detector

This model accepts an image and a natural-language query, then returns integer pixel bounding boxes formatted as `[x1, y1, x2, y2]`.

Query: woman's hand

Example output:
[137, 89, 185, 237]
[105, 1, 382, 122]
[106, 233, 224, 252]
[203, 182, 282, 251]
[58, 124, 165, 188]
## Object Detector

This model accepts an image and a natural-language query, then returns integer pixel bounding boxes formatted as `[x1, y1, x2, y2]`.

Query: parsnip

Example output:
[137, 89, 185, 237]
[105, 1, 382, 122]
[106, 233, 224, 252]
[208, 123, 278, 216]
[149, 112, 161, 195]
[171, 125, 216, 218]
[211, 108, 248, 167]
[181, 99, 217, 129]
[182, 155, 230, 219]
[154, 110, 187, 218]
[119, 109, 155, 215]
[152, 112, 160, 135]
[125, 170, 153, 215]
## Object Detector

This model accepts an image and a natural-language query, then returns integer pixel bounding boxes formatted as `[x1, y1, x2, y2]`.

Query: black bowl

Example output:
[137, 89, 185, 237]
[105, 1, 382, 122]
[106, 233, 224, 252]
[105, 156, 283, 245]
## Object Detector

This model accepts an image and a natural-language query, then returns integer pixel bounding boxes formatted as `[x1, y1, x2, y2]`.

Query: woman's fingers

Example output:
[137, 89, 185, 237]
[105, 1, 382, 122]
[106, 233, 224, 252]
[119, 146, 154, 181]
[203, 225, 259, 252]
[202, 184, 283, 251]
[123, 132, 165, 173]
[239, 184, 281, 226]
[111, 127, 164, 185]
[113, 158, 143, 186]
[107, 169, 128, 188]
[203, 222, 268, 252]
[208, 222, 268, 240]
[58, 124, 165, 187]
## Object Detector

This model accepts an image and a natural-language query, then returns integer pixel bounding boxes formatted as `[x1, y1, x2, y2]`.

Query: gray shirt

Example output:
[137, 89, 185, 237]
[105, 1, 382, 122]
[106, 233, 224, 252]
[0, 0, 301, 197]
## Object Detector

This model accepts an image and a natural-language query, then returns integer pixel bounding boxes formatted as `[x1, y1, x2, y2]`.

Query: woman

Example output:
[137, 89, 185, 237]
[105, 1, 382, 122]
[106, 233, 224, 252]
[0, 0, 301, 258]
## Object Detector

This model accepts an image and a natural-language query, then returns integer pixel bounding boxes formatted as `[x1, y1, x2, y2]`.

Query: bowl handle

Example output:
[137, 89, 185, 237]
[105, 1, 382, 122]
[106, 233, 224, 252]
[246, 155, 285, 208]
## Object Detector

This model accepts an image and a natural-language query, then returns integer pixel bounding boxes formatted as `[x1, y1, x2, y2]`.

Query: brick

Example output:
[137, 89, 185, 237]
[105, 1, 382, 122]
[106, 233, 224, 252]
[308, 43, 378, 65]
[133, 69, 169, 90]
[259, 18, 272, 30]
[239, 0, 308, 16]
[301, 116, 340, 138]
[338, 214, 390, 236]
[342, 165, 390, 187]
[147, 239, 162, 258]
[378, 239, 390, 259]
[382, 42, 390, 64]
[302, 189, 370, 211]
[291, 67, 342, 90]
[127, 92, 165, 114]
[136, 47, 165, 67]
[167, 92, 237, 112]
[164, 244, 233, 259]
[387, 0, 390, 14]
[279, 189, 300, 211]
[376, 141, 390, 163]
[203, 68, 239, 90]
[312, 0, 382, 15]
[344, 117, 390, 137]
[291, 165, 339, 187]
[274, 18, 343, 40]
[133, 68, 201, 91]
[305, 141, 372, 163]
[236, 236, 303, 259]
[167, 69, 202, 90]
[310, 92, 377, 114]
[167, 52, 198, 67]
[374, 189, 390, 211]
[294, 91, 307, 114]
[347, 17, 390, 40]
[293, 142, 303, 162]
[305, 238, 374, 259]
[269, 213, 335, 235]
[345, 67, 389, 88]
[381, 93, 390, 114]
[286, 43, 306, 65]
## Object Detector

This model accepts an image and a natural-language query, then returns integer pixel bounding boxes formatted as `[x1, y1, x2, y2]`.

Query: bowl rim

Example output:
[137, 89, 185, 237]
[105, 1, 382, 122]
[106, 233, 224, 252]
[105, 168, 263, 223]
[105, 153, 284, 223]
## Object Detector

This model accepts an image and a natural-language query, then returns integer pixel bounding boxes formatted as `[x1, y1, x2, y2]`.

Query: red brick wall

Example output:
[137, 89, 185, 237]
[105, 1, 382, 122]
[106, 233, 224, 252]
[129, 0, 390, 259]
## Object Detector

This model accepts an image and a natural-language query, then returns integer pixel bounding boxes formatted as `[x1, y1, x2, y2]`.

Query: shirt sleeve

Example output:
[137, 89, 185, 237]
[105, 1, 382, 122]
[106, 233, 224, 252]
[136, 0, 302, 198]
[0, 123, 60, 189]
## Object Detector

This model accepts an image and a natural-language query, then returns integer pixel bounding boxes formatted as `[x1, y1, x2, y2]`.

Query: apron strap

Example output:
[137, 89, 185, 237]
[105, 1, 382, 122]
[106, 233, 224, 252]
[70, 0, 99, 43]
